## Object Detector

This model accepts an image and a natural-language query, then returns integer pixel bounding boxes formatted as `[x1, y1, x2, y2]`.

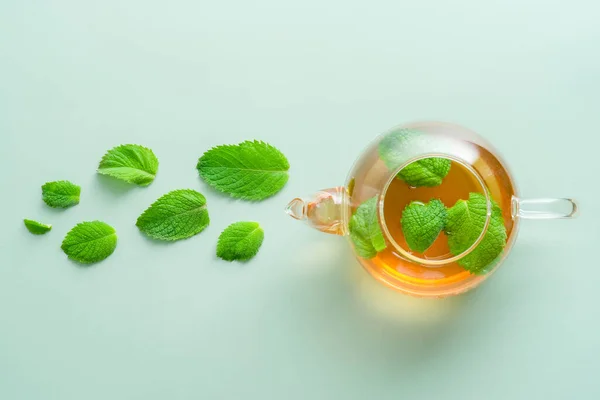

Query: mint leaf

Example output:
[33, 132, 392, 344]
[401, 199, 447, 253]
[197, 140, 289, 201]
[217, 221, 264, 261]
[378, 129, 451, 187]
[23, 219, 52, 235]
[445, 193, 507, 274]
[42, 180, 81, 208]
[349, 196, 386, 259]
[61, 221, 117, 264]
[98, 144, 159, 186]
[136, 189, 209, 241]
[378, 129, 423, 171]
[397, 158, 451, 187]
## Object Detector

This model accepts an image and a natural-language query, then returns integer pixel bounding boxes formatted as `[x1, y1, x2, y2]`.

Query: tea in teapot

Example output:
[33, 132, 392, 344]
[287, 121, 577, 297]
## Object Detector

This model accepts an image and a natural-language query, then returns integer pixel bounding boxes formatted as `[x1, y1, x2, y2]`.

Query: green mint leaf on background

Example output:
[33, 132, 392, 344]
[445, 193, 507, 274]
[136, 189, 209, 241]
[98, 144, 159, 186]
[397, 158, 451, 187]
[42, 180, 81, 208]
[23, 219, 52, 235]
[197, 140, 289, 201]
[401, 199, 447, 253]
[61, 221, 117, 264]
[217, 221, 264, 261]
[349, 196, 387, 259]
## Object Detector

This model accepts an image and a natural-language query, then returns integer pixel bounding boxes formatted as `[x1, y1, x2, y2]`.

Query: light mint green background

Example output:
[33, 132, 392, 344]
[1, 1, 598, 399]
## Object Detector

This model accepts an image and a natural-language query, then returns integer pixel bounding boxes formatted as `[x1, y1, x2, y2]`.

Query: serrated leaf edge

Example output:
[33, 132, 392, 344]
[41, 180, 81, 208]
[61, 221, 117, 264]
[97, 144, 158, 186]
[135, 189, 209, 241]
[216, 221, 264, 262]
[23, 219, 52, 234]
[196, 140, 290, 201]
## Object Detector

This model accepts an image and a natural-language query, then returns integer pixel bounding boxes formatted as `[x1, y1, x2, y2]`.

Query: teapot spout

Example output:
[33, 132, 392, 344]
[285, 187, 347, 235]
[285, 198, 308, 221]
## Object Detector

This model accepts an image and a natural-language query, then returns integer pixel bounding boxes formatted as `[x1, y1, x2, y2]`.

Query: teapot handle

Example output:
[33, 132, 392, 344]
[512, 197, 578, 219]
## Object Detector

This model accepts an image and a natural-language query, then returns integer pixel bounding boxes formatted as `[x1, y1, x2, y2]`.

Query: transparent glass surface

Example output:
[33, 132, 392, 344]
[343, 122, 517, 296]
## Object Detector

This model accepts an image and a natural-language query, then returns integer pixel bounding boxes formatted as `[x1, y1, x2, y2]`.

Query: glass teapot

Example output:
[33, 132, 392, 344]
[286, 121, 577, 297]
